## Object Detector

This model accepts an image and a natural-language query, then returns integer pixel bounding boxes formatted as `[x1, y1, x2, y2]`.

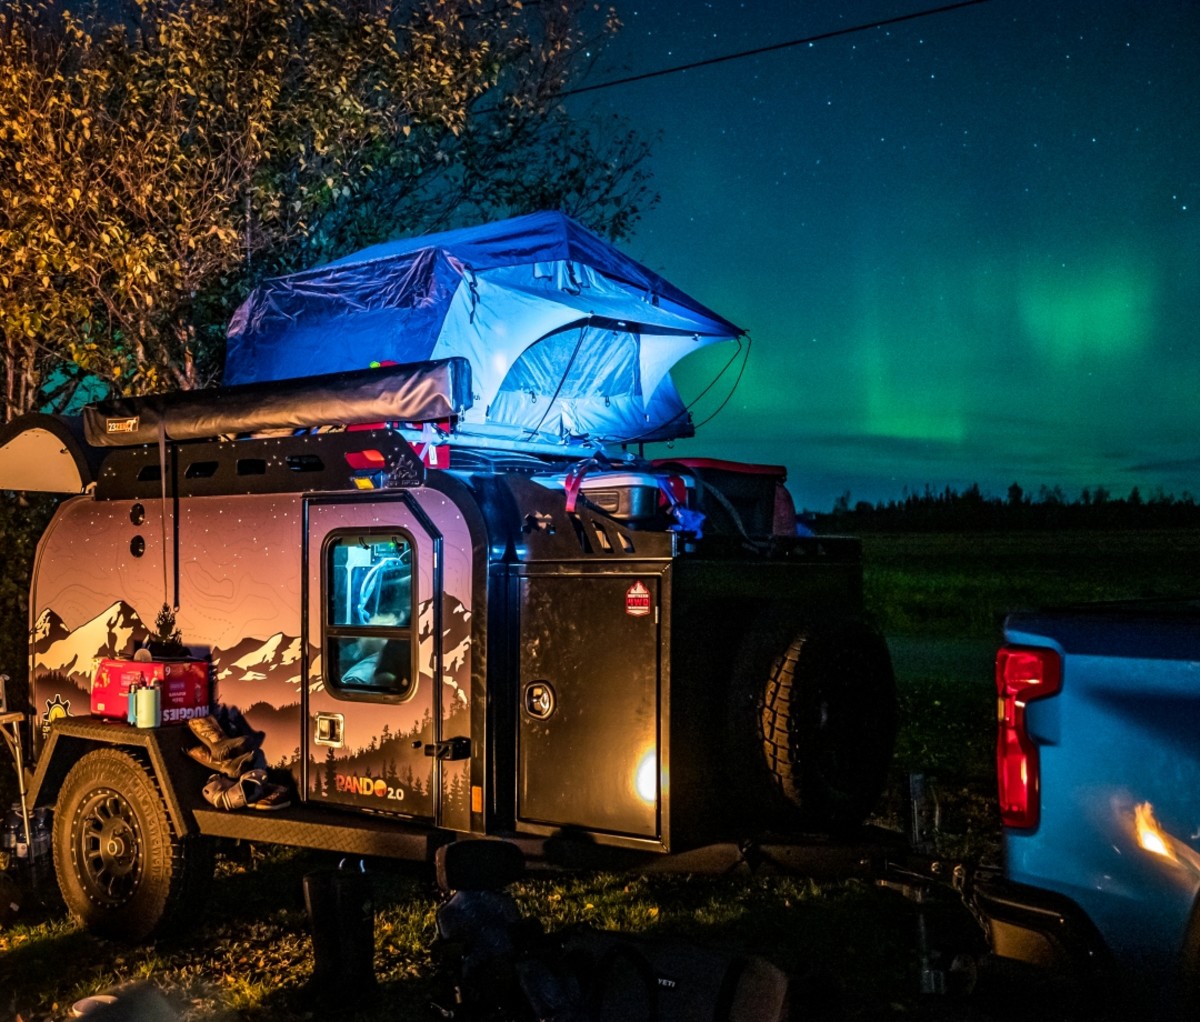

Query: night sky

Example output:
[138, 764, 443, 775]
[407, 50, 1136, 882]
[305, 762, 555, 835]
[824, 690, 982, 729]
[577, 1, 1199, 511]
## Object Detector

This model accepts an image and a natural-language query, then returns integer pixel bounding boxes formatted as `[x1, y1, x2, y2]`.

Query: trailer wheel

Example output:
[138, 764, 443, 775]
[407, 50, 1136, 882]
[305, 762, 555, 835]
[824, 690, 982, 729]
[732, 618, 897, 832]
[53, 747, 211, 942]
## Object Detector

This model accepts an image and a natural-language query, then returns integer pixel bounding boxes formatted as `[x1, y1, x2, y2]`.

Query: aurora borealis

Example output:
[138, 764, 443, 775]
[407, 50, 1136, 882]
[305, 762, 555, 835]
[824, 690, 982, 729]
[581, 1, 1199, 510]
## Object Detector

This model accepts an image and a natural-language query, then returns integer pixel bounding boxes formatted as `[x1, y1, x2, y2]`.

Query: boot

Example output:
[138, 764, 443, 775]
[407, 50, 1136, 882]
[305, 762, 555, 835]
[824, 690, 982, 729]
[187, 714, 262, 762]
[187, 744, 264, 778]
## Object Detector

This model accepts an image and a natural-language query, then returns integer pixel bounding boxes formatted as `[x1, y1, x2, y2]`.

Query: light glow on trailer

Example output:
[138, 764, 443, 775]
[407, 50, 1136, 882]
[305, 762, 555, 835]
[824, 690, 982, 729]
[634, 748, 658, 805]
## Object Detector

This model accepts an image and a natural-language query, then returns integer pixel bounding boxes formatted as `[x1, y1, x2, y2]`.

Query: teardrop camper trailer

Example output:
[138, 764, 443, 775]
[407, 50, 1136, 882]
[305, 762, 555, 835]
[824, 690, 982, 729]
[0, 213, 896, 941]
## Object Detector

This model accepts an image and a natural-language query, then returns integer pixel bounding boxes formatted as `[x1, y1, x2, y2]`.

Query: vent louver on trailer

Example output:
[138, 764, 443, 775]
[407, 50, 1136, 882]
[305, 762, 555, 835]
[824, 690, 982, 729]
[93, 428, 427, 499]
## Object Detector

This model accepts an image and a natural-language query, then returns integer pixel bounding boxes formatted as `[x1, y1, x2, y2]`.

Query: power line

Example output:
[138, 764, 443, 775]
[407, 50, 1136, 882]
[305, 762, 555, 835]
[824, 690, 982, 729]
[558, 0, 992, 100]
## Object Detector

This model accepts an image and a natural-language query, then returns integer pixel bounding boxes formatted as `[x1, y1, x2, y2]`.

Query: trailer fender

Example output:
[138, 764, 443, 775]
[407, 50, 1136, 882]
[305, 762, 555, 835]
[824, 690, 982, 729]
[28, 718, 209, 838]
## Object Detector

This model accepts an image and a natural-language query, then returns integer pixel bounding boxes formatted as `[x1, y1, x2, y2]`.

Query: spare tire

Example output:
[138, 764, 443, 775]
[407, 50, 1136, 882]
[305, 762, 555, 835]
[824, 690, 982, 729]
[731, 615, 897, 833]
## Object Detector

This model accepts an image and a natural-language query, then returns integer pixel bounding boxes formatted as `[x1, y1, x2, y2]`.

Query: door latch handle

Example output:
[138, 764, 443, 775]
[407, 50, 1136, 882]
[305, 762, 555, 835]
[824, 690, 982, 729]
[424, 736, 471, 760]
[523, 681, 556, 720]
[314, 712, 345, 748]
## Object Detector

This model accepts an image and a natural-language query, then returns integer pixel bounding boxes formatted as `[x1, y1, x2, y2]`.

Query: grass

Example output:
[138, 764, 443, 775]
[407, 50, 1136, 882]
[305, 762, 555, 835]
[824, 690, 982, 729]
[0, 848, 943, 1021]
[861, 528, 1200, 638]
[885, 671, 998, 864]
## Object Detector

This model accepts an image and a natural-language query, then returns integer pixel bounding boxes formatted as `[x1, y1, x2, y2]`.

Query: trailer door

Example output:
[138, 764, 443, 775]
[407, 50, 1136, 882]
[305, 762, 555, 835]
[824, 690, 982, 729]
[517, 572, 661, 842]
[303, 496, 443, 822]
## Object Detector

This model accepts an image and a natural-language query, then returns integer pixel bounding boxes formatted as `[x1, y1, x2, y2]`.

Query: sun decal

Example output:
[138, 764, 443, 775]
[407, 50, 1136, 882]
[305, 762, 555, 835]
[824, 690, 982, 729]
[41, 693, 72, 736]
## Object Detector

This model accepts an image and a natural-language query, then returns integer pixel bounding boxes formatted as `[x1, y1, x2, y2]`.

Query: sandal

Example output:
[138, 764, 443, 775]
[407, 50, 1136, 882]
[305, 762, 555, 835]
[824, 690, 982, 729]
[201, 768, 291, 811]
[249, 783, 292, 811]
[237, 768, 291, 810]
[202, 773, 249, 811]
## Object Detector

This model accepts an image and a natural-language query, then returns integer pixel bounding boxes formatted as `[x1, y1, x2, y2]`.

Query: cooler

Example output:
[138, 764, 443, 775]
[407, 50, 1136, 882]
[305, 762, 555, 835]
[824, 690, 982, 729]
[533, 470, 692, 525]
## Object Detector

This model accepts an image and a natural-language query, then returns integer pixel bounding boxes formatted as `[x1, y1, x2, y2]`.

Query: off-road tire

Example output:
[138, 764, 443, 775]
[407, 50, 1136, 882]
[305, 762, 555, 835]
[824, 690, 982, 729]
[53, 747, 211, 942]
[732, 616, 897, 833]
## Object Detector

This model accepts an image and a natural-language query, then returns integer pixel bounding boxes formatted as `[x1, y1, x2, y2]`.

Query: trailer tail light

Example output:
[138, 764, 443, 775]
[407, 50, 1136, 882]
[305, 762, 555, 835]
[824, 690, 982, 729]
[996, 645, 1062, 829]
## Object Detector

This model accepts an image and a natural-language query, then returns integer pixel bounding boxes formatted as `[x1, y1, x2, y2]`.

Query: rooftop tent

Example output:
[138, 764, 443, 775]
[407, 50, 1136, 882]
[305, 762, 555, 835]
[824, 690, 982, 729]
[225, 211, 742, 449]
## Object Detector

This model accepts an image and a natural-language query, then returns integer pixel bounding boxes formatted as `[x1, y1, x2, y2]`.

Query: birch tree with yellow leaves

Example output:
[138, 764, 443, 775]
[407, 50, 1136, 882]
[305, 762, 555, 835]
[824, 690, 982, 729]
[0, 0, 654, 419]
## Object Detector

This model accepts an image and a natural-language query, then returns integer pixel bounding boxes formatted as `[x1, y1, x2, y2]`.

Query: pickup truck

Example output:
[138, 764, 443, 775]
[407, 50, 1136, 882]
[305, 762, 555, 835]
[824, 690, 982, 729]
[973, 598, 1200, 1017]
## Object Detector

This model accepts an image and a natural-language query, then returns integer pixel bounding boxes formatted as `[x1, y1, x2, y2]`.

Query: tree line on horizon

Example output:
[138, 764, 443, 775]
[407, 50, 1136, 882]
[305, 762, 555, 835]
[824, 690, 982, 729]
[808, 481, 1200, 531]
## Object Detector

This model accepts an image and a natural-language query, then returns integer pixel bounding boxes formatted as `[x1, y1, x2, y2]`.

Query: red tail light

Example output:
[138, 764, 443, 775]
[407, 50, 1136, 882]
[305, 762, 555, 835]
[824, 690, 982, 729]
[996, 645, 1062, 829]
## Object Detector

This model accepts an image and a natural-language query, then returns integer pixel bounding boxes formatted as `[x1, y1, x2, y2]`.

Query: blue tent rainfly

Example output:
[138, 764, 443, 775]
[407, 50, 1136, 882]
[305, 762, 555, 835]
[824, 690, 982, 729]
[224, 211, 743, 451]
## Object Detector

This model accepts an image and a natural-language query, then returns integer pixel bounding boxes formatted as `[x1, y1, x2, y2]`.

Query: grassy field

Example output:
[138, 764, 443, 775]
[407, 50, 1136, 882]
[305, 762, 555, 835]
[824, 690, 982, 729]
[1, 852, 936, 1021]
[1, 529, 1193, 1020]
[862, 528, 1200, 638]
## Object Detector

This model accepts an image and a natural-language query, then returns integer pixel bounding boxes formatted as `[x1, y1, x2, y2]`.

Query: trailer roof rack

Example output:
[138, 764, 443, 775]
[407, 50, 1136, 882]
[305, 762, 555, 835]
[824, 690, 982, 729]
[94, 427, 426, 500]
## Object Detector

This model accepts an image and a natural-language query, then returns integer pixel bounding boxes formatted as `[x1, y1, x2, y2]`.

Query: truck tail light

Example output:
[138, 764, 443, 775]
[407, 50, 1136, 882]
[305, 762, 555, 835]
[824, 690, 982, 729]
[996, 645, 1062, 829]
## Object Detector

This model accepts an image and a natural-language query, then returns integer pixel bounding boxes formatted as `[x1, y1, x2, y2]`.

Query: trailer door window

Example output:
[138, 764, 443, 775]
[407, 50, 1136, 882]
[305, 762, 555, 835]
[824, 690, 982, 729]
[325, 532, 416, 700]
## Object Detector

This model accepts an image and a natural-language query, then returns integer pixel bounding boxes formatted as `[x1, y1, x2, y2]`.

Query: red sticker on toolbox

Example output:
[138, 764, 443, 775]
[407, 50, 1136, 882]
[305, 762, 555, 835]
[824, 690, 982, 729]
[625, 580, 652, 617]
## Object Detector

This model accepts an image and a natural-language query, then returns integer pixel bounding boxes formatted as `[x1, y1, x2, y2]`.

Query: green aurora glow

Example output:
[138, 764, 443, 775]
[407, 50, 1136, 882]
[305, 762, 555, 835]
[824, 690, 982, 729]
[583, 0, 1199, 509]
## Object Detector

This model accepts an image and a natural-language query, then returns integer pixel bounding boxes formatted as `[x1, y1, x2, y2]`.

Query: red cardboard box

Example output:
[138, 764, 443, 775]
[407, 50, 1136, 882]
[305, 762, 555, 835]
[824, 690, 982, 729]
[91, 658, 211, 724]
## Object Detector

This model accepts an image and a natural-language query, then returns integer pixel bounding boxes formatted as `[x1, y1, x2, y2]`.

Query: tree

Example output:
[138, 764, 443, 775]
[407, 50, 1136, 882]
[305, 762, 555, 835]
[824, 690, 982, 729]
[0, 0, 656, 420]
